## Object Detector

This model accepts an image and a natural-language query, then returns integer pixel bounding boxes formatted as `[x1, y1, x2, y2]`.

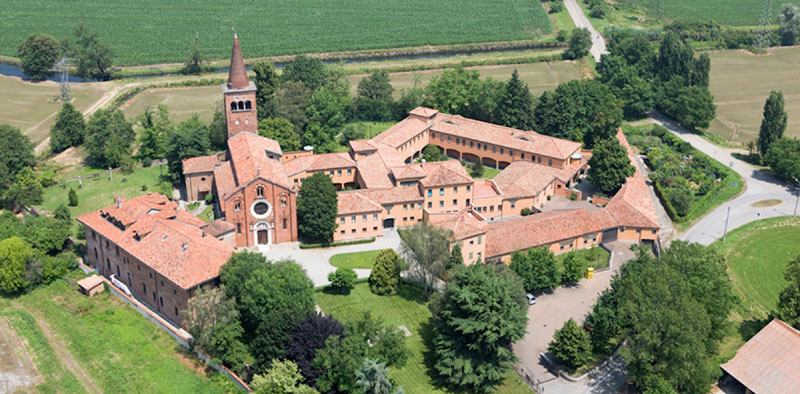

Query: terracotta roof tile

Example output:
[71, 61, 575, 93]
[349, 139, 378, 152]
[390, 165, 426, 181]
[605, 130, 659, 229]
[472, 179, 502, 199]
[355, 153, 394, 189]
[356, 186, 423, 205]
[337, 191, 383, 215]
[213, 161, 237, 199]
[201, 219, 236, 237]
[182, 154, 221, 174]
[371, 117, 430, 148]
[77, 194, 234, 289]
[429, 209, 487, 241]
[721, 319, 800, 394]
[283, 152, 355, 177]
[494, 161, 581, 199]
[409, 106, 439, 118]
[227, 132, 290, 193]
[484, 209, 617, 258]
[418, 160, 472, 187]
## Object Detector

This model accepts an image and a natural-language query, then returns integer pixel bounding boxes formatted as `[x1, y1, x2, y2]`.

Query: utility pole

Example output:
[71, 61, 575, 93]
[722, 205, 731, 241]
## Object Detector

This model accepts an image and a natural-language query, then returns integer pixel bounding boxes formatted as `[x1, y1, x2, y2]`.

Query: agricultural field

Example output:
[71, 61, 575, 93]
[0, 272, 240, 393]
[710, 216, 800, 365]
[0, 76, 109, 146]
[121, 86, 220, 125]
[315, 281, 531, 394]
[2, 0, 551, 66]
[708, 47, 800, 144]
[621, 0, 800, 26]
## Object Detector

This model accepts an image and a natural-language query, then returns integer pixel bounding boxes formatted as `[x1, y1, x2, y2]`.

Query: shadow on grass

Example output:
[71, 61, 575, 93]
[738, 316, 771, 342]
[419, 318, 451, 391]
[396, 281, 428, 305]
[731, 152, 761, 166]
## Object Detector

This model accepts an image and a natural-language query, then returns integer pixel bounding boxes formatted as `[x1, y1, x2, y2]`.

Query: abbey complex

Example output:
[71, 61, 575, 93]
[78, 35, 658, 326]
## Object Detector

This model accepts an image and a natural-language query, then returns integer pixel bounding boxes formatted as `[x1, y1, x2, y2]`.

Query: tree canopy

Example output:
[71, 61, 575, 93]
[69, 22, 114, 81]
[565, 28, 592, 60]
[430, 264, 528, 393]
[494, 69, 536, 130]
[285, 313, 344, 386]
[548, 318, 591, 370]
[253, 60, 280, 120]
[510, 247, 560, 293]
[250, 359, 319, 394]
[368, 249, 403, 295]
[0, 124, 36, 196]
[398, 223, 451, 296]
[587, 138, 636, 195]
[165, 114, 210, 183]
[50, 102, 86, 153]
[17, 33, 60, 81]
[779, 4, 800, 46]
[778, 256, 800, 329]
[355, 70, 395, 122]
[765, 137, 800, 183]
[758, 90, 788, 158]
[259, 117, 301, 152]
[296, 172, 337, 244]
[85, 109, 135, 168]
[0, 237, 34, 294]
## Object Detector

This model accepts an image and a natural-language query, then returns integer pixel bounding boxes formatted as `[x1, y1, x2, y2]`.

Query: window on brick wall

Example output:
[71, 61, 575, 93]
[283, 218, 287, 229]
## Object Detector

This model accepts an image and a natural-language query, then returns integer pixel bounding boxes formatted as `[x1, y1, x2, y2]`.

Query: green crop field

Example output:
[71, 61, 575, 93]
[708, 47, 800, 144]
[2, 0, 551, 66]
[621, 0, 800, 26]
[315, 282, 531, 394]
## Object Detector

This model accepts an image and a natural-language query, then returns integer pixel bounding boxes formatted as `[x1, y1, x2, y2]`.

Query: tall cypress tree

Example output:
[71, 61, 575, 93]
[657, 32, 693, 82]
[253, 60, 279, 120]
[758, 90, 788, 158]
[495, 70, 535, 130]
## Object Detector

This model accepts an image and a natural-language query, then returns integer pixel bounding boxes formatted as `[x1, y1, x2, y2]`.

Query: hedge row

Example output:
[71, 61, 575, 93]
[299, 237, 376, 249]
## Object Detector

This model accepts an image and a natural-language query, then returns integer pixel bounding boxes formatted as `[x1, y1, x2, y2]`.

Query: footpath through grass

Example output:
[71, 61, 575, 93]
[329, 249, 385, 269]
[315, 282, 530, 394]
[0, 272, 240, 393]
[709, 216, 800, 367]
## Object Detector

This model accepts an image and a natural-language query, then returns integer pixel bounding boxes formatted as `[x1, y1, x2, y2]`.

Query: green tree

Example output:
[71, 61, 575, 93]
[778, 4, 800, 46]
[0, 124, 36, 194]
[305, 81, 351, 152]
[250, 359, 318, 394]
[21, 215, 71, 255]
[765, 137, 800, 182]
[565, 28, 592, 60]
[53, 204, 71, 224]
[587, 138, 636, 195]
[548, 318, 591, 370]
[68, 188, 78, 207]
[300, 123, 336, 154]
[421, 145, 443, 162]
[447, 243, 464, 270]
[282, 55, 328, 92]
[220, 253, 315, 372]
[657, 78, 716, 130]
[585, 288, 620, 354]
[355, 70, 395, 121]
[253, 60, 280, 120]
[85, 109, 135, 168]
[180, 285, 251, 373]
[182, 35, 206, 75]
[657, 32, 694, 82]
[0, 237, 33, 293]
[495, 69, 536, 130]
[17, 33, 60, 81]
[534, 79, 623, 147]
[430, 264, 528, 393]
[276, 81, 312, 134]
[510, 247, 561, 293]
[296, 172, 337, 244]
[394, 87, 425, 120]
[286, 314, 344, 385]
[0, 211, 22, 241]
[70, 22, 114, 81]
[469, 159, 484, 177]
[777, 256, 800, 329]
[691, 53, 710, 88]
[259, 117, 301, 152]
[561, 252, 586, 286]
[6, 167, 43, 207]
[398, 223, 452, 297]
[356, 359, 403, 394]
[758, 90, 788, 158]
[369, 249, 402, 295]
[209, 102, 228, 150]
[39, 254, 76, 284]
[424, 66, 502, 122]
[50, 102, 86, 153]
[165, 114, 210, 183]
[327, 267, 357, 294]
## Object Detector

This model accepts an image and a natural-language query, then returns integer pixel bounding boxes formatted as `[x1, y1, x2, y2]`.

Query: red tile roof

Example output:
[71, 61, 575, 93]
[283, 152, 356, 177]
[370, 117, 430, 149]
[226, 132, 291, 194]
[484, 209, 617, 258]
[227, 34, 249, 90]
[429, 209, 487, 241]
[605, 129, 659, 229]
[182, 154, 220, 174]
[201, 219, 236, 237]
[493, 160, 582, 199]
[390, 165, 426, 181]
[355, 153, 395, 189]
[349, 139, 378, 153]
[418, 160, 472, 187]
[337, 191, 383, 215]
[213, 161, 237, 200]
[409, 106, 439, 118]
[721, 319, 800, 394]
[77, 194, 234, 290]
[356, 186, 423, 205]
[472, 179, 502, 199]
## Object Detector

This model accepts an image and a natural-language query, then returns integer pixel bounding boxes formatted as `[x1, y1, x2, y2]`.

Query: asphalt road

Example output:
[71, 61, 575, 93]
[649, 114, 799, 245]
[563, 0, 608, 62]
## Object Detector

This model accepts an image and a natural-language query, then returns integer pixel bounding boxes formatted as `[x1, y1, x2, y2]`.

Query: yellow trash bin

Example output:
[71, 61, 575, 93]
[585, 267, 594, 279]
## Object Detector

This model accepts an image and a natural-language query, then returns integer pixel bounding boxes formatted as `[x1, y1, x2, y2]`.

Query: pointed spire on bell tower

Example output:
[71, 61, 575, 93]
[227, 28, 249, 90]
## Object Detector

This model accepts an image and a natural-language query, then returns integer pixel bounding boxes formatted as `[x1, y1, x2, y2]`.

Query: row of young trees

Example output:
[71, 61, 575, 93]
[18, 23, 114, 81]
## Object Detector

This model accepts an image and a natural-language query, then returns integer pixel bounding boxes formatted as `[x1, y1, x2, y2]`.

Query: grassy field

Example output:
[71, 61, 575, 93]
[121, 86, 220, 124]
[0, 76, 108, 146]
[2, 0, 551, 66]
[329, 249, 385, 269]
[471, 165, 502, 179]
[708, 47, 800, 144]
[38, 164, 167, 217]
[343, 121, 395, 139]
[0, 272, 240, 393]
[315, 282, 530, 394]
[556, 246, 611, 271]
[621, 0, 800, 26]
[710, 216, 800, 366]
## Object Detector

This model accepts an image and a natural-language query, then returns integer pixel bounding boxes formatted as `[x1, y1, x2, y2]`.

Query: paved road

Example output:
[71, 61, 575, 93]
[264, 229, 401, 286]
[649, 115, 799, 245]
[563, 0, 608, 62]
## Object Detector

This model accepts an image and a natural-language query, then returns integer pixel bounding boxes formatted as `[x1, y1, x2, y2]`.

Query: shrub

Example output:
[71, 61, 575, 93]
[548, 318, 591, 370]
[520, 208, 533, 216]
[68, 188, 78, 207]
[328, 268, 357, 294]
[204, 193, 214, 204]
[369, 249, 402, 295]
[140, 184, 148, 191]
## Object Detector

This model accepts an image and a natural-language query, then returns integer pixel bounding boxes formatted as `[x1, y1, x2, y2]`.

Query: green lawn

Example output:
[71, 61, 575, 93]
[329, 249, 385, 269]
[625, 0, 800, 26]
[38, 164, 168, 218]
[198, 204, 216, 223]
[556, 246, 610, 271]
[315, 282, 530, 394]
[0, 272, 240, 393]
[1, 1, 551, 65]
[468, 165, 501, 179]
[709, 216, 800, 367]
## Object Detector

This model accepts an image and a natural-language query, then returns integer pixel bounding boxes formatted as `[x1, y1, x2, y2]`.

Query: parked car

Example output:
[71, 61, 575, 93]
[526, 293, 536, 305]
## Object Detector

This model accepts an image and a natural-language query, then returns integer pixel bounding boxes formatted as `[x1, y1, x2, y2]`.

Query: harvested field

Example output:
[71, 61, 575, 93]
[0, 318, 42, 393]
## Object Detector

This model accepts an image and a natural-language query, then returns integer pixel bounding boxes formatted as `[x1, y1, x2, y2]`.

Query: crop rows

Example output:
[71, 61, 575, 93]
[2, 0, 551, 66]
[621, 0, 800, 26]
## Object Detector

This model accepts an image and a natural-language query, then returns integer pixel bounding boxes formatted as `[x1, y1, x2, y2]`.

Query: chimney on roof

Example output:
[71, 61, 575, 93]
[202, 230, 207, 238]
[182, 242, 188, 252]
[115, 197, 122, 209]
[227, 31, 249, 90]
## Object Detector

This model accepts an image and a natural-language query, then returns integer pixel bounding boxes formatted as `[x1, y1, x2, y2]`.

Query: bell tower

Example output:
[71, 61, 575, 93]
[223, 33, 257, 140]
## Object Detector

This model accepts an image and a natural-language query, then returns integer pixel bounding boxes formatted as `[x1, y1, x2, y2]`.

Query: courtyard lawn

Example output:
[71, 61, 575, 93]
[198, 204, 215, 223]
[329, 249, 384, 269]
[38, 164, 168, 218]
[315, 282, 531, 394]
[0, 272, 240, 393]
[468, 165, 501, 179]
[709, 216, 800, 366]
[556, 246, 611, 271]
[709, 47, 800, 144]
